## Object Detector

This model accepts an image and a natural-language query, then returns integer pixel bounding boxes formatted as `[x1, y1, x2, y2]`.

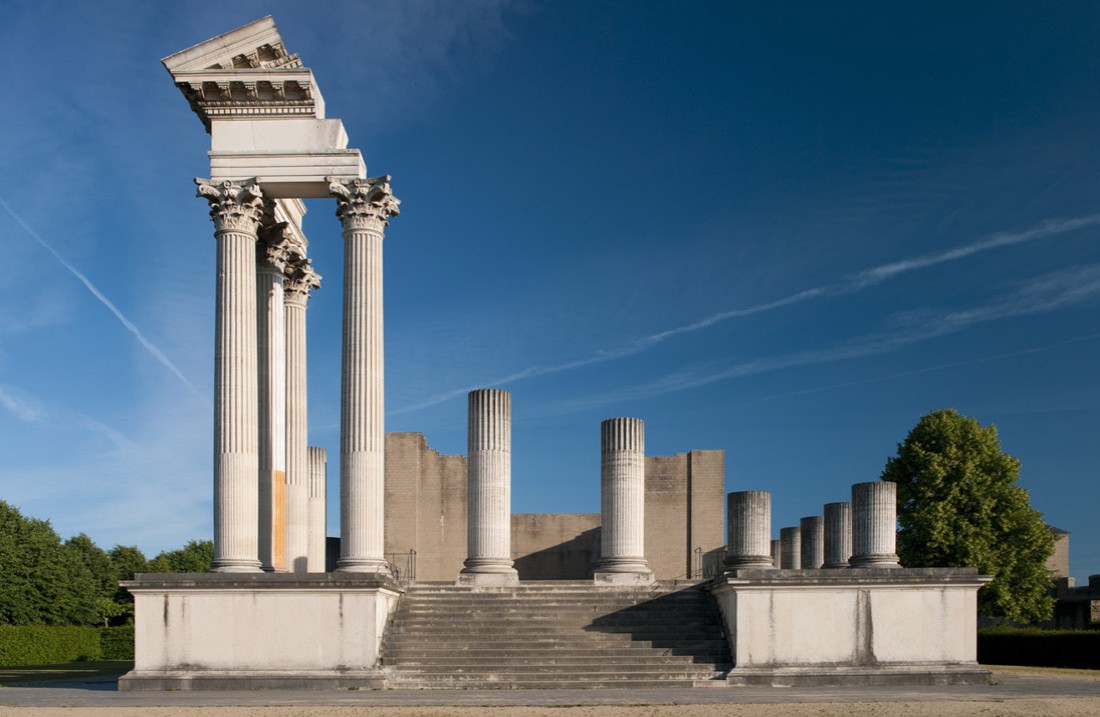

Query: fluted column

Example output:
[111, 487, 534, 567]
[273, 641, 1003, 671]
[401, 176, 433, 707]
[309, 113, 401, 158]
[256, 224, 290, 572]
[330, 177, 399, 573]
[284, 259, 321, 573]
[197, 178, 264, 573]
[307, 446, 327, 572]
[800, 515, 824, 569]
[724, 491, 773, 569]
[595, 418, 653, 584]
[460, 389, 518, 585]
[823, 501, 852, 568]
[770, 539, 782, 569]
[851, 481, 900, 568]
[780, 526, 801, 570]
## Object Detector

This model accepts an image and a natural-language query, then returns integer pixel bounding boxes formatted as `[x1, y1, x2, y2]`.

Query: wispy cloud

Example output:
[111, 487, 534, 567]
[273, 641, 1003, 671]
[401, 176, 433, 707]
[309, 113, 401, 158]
[391, 213, 1100, 415]
[0, 384, 44, 423]
[550, 264, 1100, 411]
[0, 196, 205, 402]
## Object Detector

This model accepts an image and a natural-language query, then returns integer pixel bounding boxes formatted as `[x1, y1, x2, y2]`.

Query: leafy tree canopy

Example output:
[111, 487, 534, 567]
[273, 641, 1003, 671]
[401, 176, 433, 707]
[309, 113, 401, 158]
[148, 539, 213, 574]
[882, 409, 1055, 623]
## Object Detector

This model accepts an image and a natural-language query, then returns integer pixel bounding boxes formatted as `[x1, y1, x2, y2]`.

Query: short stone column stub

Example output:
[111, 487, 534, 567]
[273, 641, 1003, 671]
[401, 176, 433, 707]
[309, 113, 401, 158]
[198, 178, 265, 573]
[459, 388, 519, 585]
[800, 515, 824, 569]
[823, 501, 853, 569]
[330, 176, 399, 574]
[770, 539, 782, 569]
[307, 446, 328, 572]
[725, 491, 774, 569]
[595, 417, 653, 584]
[780, 526, 802, 570]
[851, 481, 900, 568]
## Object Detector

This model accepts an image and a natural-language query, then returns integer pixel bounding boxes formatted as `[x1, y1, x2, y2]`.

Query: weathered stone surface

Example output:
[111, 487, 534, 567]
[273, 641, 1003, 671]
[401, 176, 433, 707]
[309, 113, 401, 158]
[851, 481, 900, 568]
[725, 491, 773, 569]
[307, 446, 327, 572]
[780, 527, 802, 570]
[823, 501, 852, 569]
[799, 515, 824, 570]
[595, 418, 652, 583]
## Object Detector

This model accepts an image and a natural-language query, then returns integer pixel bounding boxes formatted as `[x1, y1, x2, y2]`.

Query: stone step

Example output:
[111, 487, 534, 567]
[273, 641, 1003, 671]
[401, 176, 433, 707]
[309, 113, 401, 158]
[388, 630, 723, 642]
[385, 638, 729, 652]
[385, 648, 731, 661]
[384, 654, 728, 666]
[384, 672, 728, 688]
[389, 661, 727, 674]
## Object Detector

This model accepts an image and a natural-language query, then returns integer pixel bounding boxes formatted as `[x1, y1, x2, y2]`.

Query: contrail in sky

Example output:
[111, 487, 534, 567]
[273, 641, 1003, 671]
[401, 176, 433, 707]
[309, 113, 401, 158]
[392, 213, 1100, 415]
[1, 197, 204, 400]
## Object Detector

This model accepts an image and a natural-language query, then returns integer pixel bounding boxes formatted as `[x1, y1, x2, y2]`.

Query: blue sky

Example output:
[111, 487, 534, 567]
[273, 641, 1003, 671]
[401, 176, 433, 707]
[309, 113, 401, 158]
[2, 2, 1098, 579]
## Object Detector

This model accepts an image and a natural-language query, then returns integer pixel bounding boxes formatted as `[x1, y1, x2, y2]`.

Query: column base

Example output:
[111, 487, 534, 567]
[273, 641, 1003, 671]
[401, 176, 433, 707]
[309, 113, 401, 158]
[822, 561, 851, 569]
[210, 559, 263, 573]
[723, 555, 775, 570]
[335, 557, 391, 574]
[849, 554, 900, 568]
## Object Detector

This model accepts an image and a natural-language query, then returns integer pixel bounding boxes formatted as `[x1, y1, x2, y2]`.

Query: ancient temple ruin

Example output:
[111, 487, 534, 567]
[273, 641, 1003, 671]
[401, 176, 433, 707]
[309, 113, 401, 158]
[120, 17, 990, 690]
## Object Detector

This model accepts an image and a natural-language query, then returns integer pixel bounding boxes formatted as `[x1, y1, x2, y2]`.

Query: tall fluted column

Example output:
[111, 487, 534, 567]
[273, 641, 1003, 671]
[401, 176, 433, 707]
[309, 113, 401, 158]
[459, 389, 518, 585]
[770, 539, 782, 568]
[256, 224, 290, 572]
[284, 259, 321, 573]
[851, 481, 900, 568]
[329, 177, 399, 573]
[823, 501, 852, 568]
[307, 446, 327, 572]
[800, 515, 824, 569]
[197, 178, 264, 573]
[724, 491, 774, 569]
[595, 418, 653, 584]
[780, 526, 801, 570]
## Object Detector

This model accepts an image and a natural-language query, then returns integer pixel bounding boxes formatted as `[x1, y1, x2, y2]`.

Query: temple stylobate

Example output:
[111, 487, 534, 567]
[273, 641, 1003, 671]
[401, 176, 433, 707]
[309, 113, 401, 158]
[163, 16, 398, 575]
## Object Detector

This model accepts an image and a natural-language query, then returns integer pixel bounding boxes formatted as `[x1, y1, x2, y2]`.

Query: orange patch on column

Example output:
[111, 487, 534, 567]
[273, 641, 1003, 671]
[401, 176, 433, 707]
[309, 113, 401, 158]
[274, 470, 287, 572]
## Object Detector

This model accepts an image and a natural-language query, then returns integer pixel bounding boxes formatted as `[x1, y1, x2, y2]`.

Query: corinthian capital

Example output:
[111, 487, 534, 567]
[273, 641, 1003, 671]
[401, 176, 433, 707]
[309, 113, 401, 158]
[285, 257, 322, 301]
[196, 179, 265, 235]
[328, 176, 401, 232]
[257, 219, 294, 273]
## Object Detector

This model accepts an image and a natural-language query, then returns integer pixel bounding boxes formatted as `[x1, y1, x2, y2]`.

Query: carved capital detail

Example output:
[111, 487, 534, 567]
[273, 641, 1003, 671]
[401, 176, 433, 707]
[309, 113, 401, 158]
[328, 176, 400, 232]
[285, 258, 322, 302]
[257, 218, 294, 273]
[196, 179, 265, 235]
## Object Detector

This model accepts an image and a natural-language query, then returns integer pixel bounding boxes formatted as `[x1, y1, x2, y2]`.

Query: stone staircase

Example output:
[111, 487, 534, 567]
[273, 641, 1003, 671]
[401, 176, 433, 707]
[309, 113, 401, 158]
[381, 581, 731, 689]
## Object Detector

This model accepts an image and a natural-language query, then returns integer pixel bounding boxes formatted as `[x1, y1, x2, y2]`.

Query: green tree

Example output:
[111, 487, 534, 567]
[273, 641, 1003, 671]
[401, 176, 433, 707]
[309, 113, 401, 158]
[881, 409, 1055, 623]
[107, 545, 148, 605]
[148, 539, 213, 573]
[65, 533, 114, 601]
[0, 501, 99, 625]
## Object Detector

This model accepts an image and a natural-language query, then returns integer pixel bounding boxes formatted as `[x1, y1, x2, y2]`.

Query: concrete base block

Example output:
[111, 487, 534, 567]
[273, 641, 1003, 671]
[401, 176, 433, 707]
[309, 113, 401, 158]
[725, 664, 992, 687]
[119, 670, 386, 691]
[456, 571, 519, 587]
[593, 570, 656, 586]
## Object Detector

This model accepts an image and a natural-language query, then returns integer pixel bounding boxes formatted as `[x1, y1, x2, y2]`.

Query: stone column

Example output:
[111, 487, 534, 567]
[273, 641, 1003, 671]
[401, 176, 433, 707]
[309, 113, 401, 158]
[256, 223, 290, 572]
[197, 178, 264, 573]
[770, 539, 782, 569]
[800, 515, 824, 569]
[595, 418, 653, 584]
[329, 177, 400, 573]
[780, 526, 801, 570]
[850, 481, 900, 568]
[823, 501, 852, 568]
[724, 491, 773, 569]
[459, 389, 518, 585]
[284, 258, 321, 573]
[307, 446, 327, 572]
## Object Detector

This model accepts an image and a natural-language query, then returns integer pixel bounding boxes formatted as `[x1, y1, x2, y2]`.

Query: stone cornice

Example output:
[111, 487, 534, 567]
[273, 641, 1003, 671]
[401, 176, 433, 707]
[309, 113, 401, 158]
[196, 179, 264, 235]
[173, 69, 321, 131]
[329, 176, 401, 233]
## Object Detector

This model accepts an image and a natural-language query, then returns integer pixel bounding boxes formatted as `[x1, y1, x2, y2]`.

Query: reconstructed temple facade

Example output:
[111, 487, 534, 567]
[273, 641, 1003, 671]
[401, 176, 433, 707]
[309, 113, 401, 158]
[121, 17, 992, 691]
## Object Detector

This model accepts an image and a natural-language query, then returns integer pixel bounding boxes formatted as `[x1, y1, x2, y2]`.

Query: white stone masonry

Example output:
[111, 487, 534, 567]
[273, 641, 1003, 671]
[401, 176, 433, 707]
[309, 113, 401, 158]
[460, 389, 519, 585]
[330, 177, 399, 573]
[725, 491, 774, 569]
[198, 178, 265, 573]
[595, 418, 653, 583]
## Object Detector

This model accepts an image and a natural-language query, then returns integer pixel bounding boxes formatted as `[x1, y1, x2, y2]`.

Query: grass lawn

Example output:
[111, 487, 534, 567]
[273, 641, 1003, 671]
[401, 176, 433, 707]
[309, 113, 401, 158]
[0, 661, 132, 687]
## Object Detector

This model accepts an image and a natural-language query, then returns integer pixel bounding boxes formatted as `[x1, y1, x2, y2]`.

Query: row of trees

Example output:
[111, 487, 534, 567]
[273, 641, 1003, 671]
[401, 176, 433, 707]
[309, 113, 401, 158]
[0, 501, 211, 627]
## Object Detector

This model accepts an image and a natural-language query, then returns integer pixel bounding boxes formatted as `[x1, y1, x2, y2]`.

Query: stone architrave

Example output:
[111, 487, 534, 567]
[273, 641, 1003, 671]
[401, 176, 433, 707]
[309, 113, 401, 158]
[850, 481, 901, 568]
[307, 446, 328, 572]
[197, 178, 265, 573]
[256, 220, 291, 572]
[823, 501, 852, 569]
[800, 515, 824, 569]
[594, 418, 653, 584]
[459, 389, 519, 585]
[284, 255, 321, 573]
[770, 539, 782, 569]
[329, 176, 399, 573]
[724, 491, 774, 569]
[780, 527, 802, 570]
